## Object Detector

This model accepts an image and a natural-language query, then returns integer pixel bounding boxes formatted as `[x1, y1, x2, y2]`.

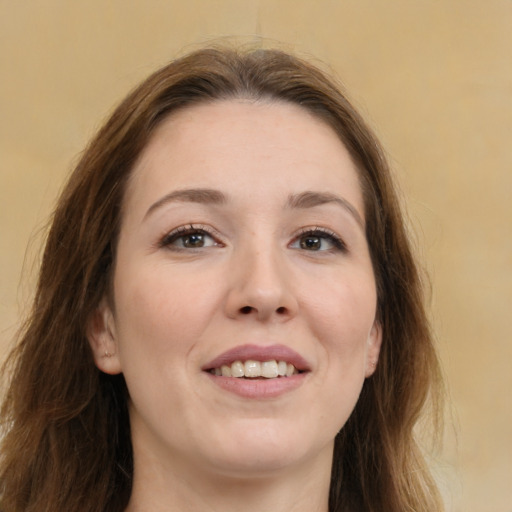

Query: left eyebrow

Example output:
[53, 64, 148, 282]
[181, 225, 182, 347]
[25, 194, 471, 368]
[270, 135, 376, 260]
[287, 191, 364, 228]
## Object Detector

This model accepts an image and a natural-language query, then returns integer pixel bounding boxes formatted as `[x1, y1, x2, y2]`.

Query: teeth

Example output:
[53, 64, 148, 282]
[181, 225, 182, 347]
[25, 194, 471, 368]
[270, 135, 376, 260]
[261, 360, 278, 378]
[244, 360, 261, 377]
[211, 359, 300, 378]
[230, 361, 244, 377]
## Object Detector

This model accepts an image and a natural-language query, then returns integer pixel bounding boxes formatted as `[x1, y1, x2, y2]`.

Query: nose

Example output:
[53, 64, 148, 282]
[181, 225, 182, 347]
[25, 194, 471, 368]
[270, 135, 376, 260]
[224, 244, 299, 322]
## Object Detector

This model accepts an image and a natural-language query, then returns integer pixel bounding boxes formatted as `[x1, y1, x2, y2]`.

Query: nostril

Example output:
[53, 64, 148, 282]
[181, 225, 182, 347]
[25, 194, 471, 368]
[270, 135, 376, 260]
[237, 305, 289, 316]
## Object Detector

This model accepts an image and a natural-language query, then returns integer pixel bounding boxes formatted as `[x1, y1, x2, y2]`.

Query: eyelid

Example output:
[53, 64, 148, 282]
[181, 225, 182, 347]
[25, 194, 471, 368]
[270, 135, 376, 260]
[290, 226, 347, 252]
[158, 223, 225, 249]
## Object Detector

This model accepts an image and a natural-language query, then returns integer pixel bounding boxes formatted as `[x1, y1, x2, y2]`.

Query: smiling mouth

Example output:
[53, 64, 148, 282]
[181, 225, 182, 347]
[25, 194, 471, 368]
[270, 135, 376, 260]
[209, 360, 300, 379]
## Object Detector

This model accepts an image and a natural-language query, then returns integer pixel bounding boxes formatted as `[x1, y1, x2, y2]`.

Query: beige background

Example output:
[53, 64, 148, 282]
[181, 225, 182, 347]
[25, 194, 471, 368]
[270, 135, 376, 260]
[1, 1, 511, 510]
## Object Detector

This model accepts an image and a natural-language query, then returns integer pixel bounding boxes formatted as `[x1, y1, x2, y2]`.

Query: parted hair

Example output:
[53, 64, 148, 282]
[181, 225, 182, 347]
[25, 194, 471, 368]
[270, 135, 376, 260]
[0, 46, 443, 512]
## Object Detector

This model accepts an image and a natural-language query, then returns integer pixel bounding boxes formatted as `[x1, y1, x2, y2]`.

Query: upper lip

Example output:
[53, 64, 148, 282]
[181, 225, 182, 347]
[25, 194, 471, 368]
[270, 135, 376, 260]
[202, 344, 311, 372]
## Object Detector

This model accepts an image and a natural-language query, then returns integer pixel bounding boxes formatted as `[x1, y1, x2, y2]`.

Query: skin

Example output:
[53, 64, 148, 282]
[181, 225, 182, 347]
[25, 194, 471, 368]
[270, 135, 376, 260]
[88, 99, 381, 512]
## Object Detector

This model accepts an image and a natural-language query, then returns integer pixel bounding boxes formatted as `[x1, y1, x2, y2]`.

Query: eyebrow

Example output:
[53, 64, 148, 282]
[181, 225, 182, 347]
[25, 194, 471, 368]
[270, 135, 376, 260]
[287, 191, 364, 228]
[144, 188, 227, 220]
[144, 187, 364, 228]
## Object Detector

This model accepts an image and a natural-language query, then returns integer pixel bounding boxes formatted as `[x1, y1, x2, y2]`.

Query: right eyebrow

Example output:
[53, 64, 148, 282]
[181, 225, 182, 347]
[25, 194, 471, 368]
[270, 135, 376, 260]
[143, 188, 227, 221]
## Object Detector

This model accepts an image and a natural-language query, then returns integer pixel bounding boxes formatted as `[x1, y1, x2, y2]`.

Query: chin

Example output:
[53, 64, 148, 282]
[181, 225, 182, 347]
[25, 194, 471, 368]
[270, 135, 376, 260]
[198, 420, 333, 478]
[205, 448, 312, 479]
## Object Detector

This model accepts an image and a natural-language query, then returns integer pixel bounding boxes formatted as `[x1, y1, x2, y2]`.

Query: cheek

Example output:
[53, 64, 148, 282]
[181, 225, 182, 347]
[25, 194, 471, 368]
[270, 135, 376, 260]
[111, 270, 205, 415]
[112, 264, 222, 361]
[302, 274, 377, 348]
[309, 280, 376, 428]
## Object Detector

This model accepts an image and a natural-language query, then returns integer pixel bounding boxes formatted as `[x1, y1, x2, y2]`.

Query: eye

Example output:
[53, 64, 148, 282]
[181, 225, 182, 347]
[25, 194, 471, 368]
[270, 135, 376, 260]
[160, 225, 220, 250]
[290, 228, 346, 252]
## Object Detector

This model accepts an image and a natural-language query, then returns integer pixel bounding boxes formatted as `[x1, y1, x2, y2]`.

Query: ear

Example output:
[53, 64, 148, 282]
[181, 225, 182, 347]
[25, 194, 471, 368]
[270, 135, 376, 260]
[86, 298, 122, 375]
[365, 321, 382, 377]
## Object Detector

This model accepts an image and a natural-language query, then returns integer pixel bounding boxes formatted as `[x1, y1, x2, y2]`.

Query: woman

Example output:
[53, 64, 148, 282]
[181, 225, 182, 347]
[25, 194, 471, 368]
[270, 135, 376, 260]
[0, 47, 444, 511]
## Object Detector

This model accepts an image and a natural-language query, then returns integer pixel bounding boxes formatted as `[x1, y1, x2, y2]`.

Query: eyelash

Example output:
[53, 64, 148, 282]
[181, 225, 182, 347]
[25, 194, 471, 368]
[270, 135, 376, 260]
[158, 224, 221, 250]
[291, 227, 347, 253]
[158, 224, 347, 253]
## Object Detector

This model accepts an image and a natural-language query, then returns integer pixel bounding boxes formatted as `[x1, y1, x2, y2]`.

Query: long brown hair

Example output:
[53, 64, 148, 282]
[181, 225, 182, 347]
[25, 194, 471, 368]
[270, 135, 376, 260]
[0, 46, 443, 512]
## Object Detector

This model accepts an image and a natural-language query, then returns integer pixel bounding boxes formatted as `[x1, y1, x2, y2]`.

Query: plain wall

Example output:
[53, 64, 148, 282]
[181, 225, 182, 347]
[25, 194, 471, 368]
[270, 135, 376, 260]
[1, 1, 511, 510]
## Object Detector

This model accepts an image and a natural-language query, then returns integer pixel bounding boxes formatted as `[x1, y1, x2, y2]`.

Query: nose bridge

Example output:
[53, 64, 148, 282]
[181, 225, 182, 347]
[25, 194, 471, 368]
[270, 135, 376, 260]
[226, 232, 297, 321]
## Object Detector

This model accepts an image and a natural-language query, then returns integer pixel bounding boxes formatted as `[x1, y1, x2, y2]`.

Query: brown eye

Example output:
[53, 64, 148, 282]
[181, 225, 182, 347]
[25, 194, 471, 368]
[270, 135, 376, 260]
[300, 235, 322, 251]
[290, 229, 346, 253]
[182, 233, 208, 248]
[161, 227, 218, 250]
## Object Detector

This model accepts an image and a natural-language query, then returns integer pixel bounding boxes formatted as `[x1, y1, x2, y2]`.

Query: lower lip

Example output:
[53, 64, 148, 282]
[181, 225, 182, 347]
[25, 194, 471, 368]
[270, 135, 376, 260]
[205, 373, 307, 399]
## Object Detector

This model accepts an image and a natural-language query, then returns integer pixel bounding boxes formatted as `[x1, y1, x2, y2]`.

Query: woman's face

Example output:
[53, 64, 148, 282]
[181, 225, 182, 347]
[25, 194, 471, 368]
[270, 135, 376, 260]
[90, 100, 381, 480]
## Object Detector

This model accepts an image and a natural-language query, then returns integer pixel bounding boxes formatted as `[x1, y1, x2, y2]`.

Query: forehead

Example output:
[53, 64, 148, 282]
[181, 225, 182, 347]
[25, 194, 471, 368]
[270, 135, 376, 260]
[124, 99, 364, 216]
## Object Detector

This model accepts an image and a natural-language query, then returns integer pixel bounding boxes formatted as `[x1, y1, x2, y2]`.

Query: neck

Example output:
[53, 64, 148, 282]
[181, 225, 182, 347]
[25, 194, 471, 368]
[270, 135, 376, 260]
[125, 444, 333, 512]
